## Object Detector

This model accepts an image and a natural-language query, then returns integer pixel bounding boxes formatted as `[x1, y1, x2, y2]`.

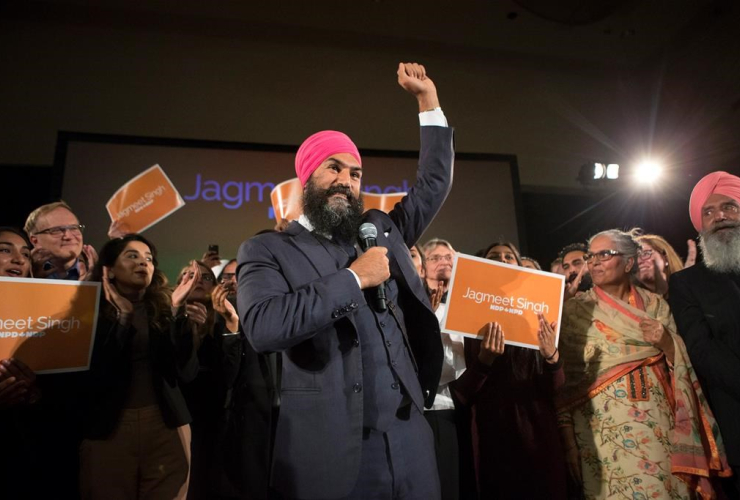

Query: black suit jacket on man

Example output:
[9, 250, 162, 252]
[670, 262, 740, 464]
[237, 125, 453, 499]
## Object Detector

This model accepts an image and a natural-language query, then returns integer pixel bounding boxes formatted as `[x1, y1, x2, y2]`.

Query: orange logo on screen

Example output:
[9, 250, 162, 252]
[0, 279, 100, 373]
[444, 255, 564, 348]
[270, 178, 406, 223]
[106, 164, 185, 234]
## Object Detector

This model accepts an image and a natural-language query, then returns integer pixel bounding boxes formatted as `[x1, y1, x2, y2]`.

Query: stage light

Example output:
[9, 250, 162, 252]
[634, 160, 662, 184]
[578, 162, 621, 186]
[593, 163, 606, 179]
[606, 164, 619, 179]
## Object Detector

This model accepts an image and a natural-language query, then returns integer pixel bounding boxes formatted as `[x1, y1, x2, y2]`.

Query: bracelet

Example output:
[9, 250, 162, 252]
[545, 347, 559, 361]
[421, 107, 441, 113]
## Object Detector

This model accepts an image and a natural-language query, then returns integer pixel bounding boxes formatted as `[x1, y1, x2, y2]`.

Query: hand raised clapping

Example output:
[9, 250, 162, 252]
[172, 261, 201, 309]
[212, 284, 239, 333]
[102, 266, 134, 324]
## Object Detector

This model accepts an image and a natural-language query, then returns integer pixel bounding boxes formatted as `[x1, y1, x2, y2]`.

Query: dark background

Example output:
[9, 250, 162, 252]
[3, 0, 740, 269]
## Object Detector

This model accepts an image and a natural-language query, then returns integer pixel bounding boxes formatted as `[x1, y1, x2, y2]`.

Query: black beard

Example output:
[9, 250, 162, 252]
[303, 180, 364, 243]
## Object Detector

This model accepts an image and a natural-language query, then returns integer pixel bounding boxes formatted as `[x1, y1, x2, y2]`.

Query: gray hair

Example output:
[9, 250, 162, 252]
[588, 228, 640, 275]
[422, 238, 455, 255]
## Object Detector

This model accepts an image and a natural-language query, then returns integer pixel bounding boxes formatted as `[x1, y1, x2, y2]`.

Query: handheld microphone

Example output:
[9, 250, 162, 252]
[358, 223, 387, 312]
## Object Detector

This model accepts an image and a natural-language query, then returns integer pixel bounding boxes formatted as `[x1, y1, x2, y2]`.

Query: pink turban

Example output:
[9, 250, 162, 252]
[295, 131, 361, 187]
[689, 171, 740, 232]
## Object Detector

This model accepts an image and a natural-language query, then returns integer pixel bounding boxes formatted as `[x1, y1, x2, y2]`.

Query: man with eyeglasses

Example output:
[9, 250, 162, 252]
[669, 171, 740, 498]
[24, 201, 96, 280]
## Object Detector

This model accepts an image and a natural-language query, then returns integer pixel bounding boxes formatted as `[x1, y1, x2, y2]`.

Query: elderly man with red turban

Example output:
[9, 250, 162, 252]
[237, 63, 453, 500]
[670, 170, 740, 498]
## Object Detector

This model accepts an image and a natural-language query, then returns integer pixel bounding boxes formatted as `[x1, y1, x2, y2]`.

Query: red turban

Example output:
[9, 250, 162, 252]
[295, 131, 361, 187]
[689, 171, 740, 232]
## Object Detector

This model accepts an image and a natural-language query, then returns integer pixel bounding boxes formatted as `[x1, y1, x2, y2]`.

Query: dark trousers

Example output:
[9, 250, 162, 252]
[424, 407, 477, 500]
[305, 404, 440, 500]
[721, 465, 740, 500]
[425, 409, 459, 500]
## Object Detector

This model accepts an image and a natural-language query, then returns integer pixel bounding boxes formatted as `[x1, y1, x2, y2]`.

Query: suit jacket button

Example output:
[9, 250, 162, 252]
[353, 339, 360, 347]
[353, 383, 362, 393]
[391, 383, 399, 390]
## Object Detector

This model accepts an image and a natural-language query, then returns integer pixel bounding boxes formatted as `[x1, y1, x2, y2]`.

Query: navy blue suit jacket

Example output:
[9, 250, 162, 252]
[237, 125, 453, 499]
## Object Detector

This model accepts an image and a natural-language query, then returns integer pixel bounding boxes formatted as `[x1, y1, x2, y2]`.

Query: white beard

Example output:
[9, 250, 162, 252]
[699, 222, 740, 273]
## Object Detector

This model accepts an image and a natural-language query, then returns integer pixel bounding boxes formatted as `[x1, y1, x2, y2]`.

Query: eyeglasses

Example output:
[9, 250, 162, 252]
[182, 272, 215, 283]
[427, 254, 454, 263]
[218, 273, 236, 283]
[34, 224, 85, 237]
[637, 249, 665, 260]
[584, 249, 623, 263]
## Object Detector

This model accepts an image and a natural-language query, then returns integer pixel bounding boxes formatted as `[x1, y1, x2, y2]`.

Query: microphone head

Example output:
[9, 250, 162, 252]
[359, 223, 378, 240]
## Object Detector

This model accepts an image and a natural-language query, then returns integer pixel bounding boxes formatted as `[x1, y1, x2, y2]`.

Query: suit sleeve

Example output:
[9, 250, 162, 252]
[389, 126, 454, 247]
[669, 273, 740, 400]
[237, 237, 367, 353]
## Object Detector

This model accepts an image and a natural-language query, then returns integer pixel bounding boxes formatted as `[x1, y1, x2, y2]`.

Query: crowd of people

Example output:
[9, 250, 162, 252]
[2, 63, 740, 500]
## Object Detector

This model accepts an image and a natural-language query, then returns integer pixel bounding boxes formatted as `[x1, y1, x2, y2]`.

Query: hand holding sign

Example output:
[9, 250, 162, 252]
[477, 322, 505, 366]
[0, 358, 40, 406]
[537, 313, 559, 364]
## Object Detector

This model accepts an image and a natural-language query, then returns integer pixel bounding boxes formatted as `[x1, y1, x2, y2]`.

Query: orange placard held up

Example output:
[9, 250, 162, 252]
[106, 164, 185, 234]
[270, 177, 407, 223]
[441, 254, 565, 349]
[0, 277, 101, 373]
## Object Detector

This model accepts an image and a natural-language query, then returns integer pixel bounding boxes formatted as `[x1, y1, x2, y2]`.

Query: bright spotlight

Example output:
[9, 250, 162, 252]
[606, 164, 619, 179]
[593, 163, 606, 179]
[634, 160, 662, 184]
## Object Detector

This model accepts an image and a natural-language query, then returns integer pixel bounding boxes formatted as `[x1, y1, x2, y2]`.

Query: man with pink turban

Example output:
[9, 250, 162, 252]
[237, 63, 453, 500]
[670, 171, 740, 498]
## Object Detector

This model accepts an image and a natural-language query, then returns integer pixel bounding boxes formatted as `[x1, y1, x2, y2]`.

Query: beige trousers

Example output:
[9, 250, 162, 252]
[80, 405, 191, 500]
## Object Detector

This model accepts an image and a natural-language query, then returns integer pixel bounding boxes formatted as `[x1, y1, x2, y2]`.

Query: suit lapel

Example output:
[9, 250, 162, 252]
[285, 221, 359, 330]
[285, 222, 340, 278]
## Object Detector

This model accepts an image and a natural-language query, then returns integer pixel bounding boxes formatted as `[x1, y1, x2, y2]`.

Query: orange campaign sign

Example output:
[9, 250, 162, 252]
[441, 254, 565, 350]
[0, 277, 101, 374]
[106, 164, 185, 234]
[271, 177, 406, 223]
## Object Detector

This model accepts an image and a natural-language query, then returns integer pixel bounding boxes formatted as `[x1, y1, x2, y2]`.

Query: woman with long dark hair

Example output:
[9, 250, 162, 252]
[80, 234, 201, 499]
[453, 240, 567, 499]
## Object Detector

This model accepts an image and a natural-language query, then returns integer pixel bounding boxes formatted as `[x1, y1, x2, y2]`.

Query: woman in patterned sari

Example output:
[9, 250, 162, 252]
[557, 229, 731, 500]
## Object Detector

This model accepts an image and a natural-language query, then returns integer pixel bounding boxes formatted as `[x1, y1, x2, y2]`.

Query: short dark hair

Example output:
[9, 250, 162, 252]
[558, 242, 587, 261]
